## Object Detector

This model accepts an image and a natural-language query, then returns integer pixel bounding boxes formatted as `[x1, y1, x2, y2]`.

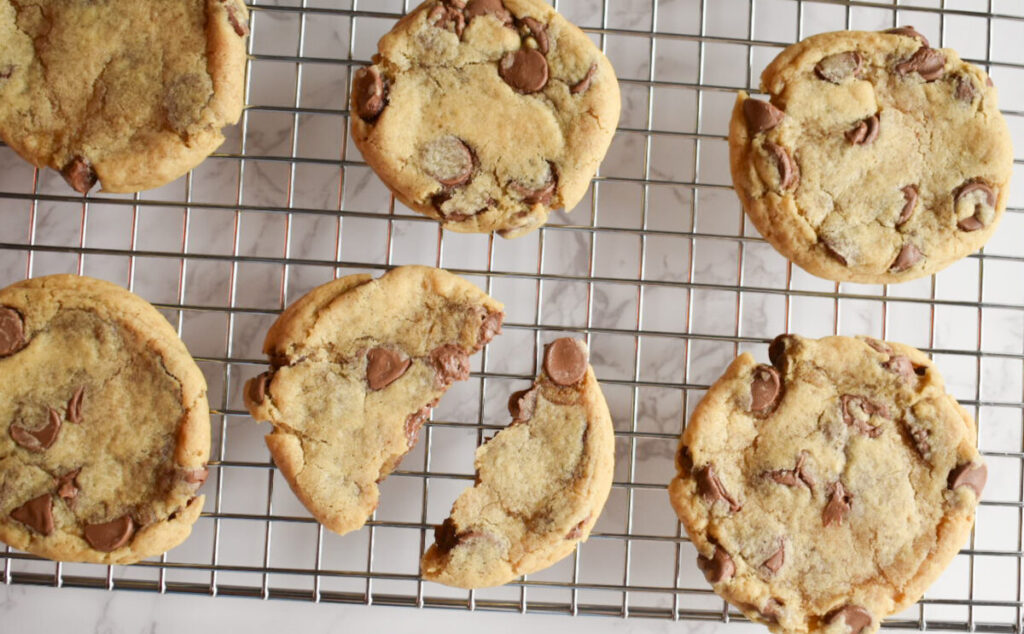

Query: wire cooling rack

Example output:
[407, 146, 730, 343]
[0, 0, 1022, 630]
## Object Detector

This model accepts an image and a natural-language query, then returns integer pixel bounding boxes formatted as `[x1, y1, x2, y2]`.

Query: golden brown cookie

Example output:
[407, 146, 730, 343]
[0, 275, 210, 564]
[0, 0, 248, 193]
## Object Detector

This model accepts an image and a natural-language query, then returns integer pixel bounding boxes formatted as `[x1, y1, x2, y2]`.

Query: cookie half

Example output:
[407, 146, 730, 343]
[729, 29, 1013, 283]
[0, 275, 211, 564]
[669, 334, 985, 634]
[0, 0, 248, 194]
[350, 0, 620, 238]
[245, 266, 504, 536]
[421, 338, 615, 588]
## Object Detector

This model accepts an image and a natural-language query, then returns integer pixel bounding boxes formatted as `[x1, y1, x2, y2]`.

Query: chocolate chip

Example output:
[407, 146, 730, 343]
[10, 408, 62, 453]
[866, 338, 892, 355]
[948, 462, 987, 497]
[434, 517, 460, 553]
[353, 67, 387, 122]
[986, 76, 995, 87]
[11, 494, 53, 536]
[431, 4, 466, 37]
[508, 387, 539, 422]
[768, 334, 795, 370]
[750, 365, 782, 415]
[565, 514, 591, 540]
[464, 0, 513, 26]
[61, 156, 97, 194]
[499, 48, 549, 94]
[821, 240, 848, 266]
[898, 185, 918, 226]
[895, 47, 946, 81]
[247, 371, 272, 405]
[510, 163, 558, 205]
[405, 403, 434, 447]
[366, 348, 412, 391]
[827, 605, 873, 634]
[955, 75, 977, 103]
[421, 136, 475, 188]
[184, 468, 209, 487]
[544, 338, 588, 386]
[83, 515, 136, 552]
[845, 114, 880, 145]
[765, 142, 798, 191]
[571, 63, 598, 95]
[764, 451, 814, 490]
[56, 469, 81, 503]
[431, 344, 471, 389]
[814, 51, 863, 84]
[762, 541, 785, 575]
[743, 99, 785, 134]
[841, 395, 889, 438]
[884, 355, 918, 384]
[676, 445, 693, 476]
[902, 421, 932, 461]
[0, 307, 26, 357]
[697, 546, 735, 583]
[221, 0, 249, 37]
[521, 17, 549, 54]
[884, 26, 929, 48]
[823, 481, 853, 527]
[889, 243, 923, 273]
[66, 386, 85, 423]
[477, 311, 504, 350]
[955, 180, 997, 232]
[695, 465, 742, 512]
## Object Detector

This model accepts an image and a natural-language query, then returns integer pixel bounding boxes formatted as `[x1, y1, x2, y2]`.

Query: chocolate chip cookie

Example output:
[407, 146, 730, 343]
[244, 266, 504, 536]
[669, 334, 985, 633]
[0, 0, 248, 194]
[421, 338, 614, 588]
[730, 29, 1013, 283]
[0, 275, 211, 564]
[350, 0, 620, 238]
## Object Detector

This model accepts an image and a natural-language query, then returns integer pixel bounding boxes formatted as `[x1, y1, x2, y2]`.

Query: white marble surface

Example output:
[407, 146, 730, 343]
[1, 0, 1024, 632]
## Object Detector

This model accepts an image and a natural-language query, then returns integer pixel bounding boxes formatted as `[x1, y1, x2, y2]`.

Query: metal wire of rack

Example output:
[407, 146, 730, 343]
[0, 0, 1022, 630]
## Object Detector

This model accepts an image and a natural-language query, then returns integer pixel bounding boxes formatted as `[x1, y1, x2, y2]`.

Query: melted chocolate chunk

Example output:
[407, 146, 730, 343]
[762, 541, 785, 575]
[0, 307, 26, 357]
[353, 67, 387, 122]
[510, 163, 558, 205]
[955, 180, 997, 232]
[884, 355, 919, 384]
[66, 386, 85, 423]
[431, 344, 471, 389]
[544, 338, 588, 386]
[695, 465, 741, 512]
[248, 371, 273, 405]
[890, 243, 924, 273]
[61, 156, 98, 194]
[955, 75, 977, 103]
[743, 99, 785, 134]
[508, 387, 539, 422]
[895, 47, 946, 81]
[464, 0, 513, 26]
[765, 142, 798, 191]
[845, 114, 880, 145]
[11, 494, 53, 536]
[430, 4, 466, 37]
[827, 605, 873, 634]
[750, 365, 782, 415]
[56, 469, 81, 503]
[948, 462, 987, 497]
[768, 334, 796, 370]
[814, 51, 863, 83]
[366, 348, 411, 391]
[499, 49, 549, 94]
[822, 240, 849, 266]
[898, 185, 918, 226]
[840, 395, 889, 438]
[84, 515, 136, 552]
[221, 0, 249, 36]
[823, 481, 853, 527]
[697, 546, 735, 583]
[477, 311, 504, 350]
[422, 136, 475, 188]
[10, 408, 62, 452]
[764, 451, 814, 490]
[521, 17, 549, 54]
[571, 63, 599, 95]
[404, 402, 435, 448]
[676, 445, 693, 476]
[565, 514, 591, 540]
[884, 26, 929, 47]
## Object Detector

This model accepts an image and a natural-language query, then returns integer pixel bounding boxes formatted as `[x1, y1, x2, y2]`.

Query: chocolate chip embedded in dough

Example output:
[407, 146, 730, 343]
[823, 481, 853, 527]
[955, 75, 978, 103]
[884, 355, 921, 385]
[840, 395, 889, 438]
[827, 605, 873, 634]
[814, 51, 863, 84]
[404, 402, 434, 448]
[865, 338, 892, 355]
[83, 515, 136, 552]
[768, 334, 796, 370]
[895, 47, 946, 81]
[765, 142, 799, 191]
[884, 25, 929, 48]
[743, 99, 785, 134]
[0, 307, 26, 357]
[56, 468, 81, 503]
[821, 240, 849, 267]
[544, 338, 588, 386]
[750, 365, 782, 416]
[184, 467, 209, 488]
[898, 185, 918, 226]
[464, 0, 513, 27]
[565, 514, 591, 540]
[61, 156, 97, 194]
[508, 387, 539, 422]
[695, 465, 742, 512]
[353, 67, 387, 122]
[890, 243, 924, 273]
[697, 546, 735, 583]
[521, 17, 549, 55]
[10, 408, 62, 453]
[429, 4, 466, 38]
[421, 136, 475, 188]
[499, 49, 549, 94]
[366, 347, 412, 391]
[762, 541, 785, 575]
[676, 445, 693, 476]
[845, 114, 880, 145]
[221, 0, 249, 37]
[948, 462, 987, 497]
[11, 494, 53, 536]
[66, 386, 85, 423]
[510, 163, 558, 205]
[571, 63, 599, 95]
[764, 451, 814, 490]
[431, 344, 471, 389]
[247, 371, 273, 405]
[955, 180, 997, 232]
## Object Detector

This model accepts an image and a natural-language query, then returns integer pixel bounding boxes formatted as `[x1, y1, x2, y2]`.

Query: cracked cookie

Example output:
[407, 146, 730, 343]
[350, 0, 620, 238]
[0, 275, 211, 564]
[421, 338, 614, 588]
[729, 29, 1013, 283]
[244, 266, 504, 536]
[0, 0, 248, 194]
[669, 334, 984, 634]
